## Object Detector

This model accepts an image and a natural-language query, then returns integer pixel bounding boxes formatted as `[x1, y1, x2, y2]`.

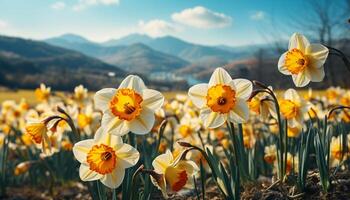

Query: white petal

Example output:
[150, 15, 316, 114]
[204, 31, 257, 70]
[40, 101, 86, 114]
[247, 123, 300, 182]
[73, 139, 94, 163]
[233, 79, 253, 100]
[116, 144, 140, 168]
[142, 89, 164, 110]
[188, 83, 208, 108]
[152, 150, 173, 174]
[100, 166, 125, 189]
[208, 67, 232, 87]
[79, 164, 103, 181]
[129, 108, 155, 135]
[101, 111, 129, 136]
[305, 44, 329, 68]
[94, 88, 116, 112]
[278, 52, 291, 75]
[305, 66, 325, 82]
[118, 75, 146, 94]
[94, 127, 123, 147]
[199, 108, 226, 129]
[228, 98, 249, 123]
[292, 73, 310, 87]
[284, 88, 301, 102]
[288, 33, 310, 52]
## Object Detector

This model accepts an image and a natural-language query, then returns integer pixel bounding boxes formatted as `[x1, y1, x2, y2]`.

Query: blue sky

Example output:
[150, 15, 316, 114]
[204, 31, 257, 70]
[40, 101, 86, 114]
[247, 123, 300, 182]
[0, 0, 310, 46]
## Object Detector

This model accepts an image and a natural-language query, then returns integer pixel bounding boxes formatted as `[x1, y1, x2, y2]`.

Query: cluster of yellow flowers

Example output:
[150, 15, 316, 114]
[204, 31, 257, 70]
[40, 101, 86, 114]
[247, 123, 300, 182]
[1, 32, 350, 198]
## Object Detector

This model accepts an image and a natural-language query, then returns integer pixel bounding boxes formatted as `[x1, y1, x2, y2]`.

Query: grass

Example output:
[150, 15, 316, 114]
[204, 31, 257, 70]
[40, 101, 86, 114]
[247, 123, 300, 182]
[0, 89, 327, 104]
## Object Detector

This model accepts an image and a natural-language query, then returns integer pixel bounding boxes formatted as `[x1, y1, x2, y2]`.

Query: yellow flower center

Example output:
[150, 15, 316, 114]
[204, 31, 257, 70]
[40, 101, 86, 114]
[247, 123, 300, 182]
[87, 144, 117, 175]
[165, 166, 188, 192]
[285, 48, 309, 74]
[280, 100, 299, 119]
[179, 125, 193, 138]
[78, 114, 93, 128]
[206, 84, 236, 114]
[109, 89, 143, 121]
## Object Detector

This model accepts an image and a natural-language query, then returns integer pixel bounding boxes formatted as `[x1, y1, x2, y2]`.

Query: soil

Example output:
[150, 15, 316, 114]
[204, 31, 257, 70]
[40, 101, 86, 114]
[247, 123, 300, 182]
[2, 169, 350, 200]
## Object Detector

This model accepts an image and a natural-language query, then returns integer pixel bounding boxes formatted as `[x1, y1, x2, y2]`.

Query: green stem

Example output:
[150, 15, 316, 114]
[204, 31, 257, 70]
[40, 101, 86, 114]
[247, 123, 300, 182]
[227, 122, 240, 199]
[0, 135, 8, 197]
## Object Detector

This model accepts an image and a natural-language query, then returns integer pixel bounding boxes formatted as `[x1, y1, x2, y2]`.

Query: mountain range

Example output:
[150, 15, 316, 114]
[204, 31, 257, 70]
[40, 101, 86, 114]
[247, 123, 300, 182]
[0, 35, 125, 90]
[45, 33, 262, 73]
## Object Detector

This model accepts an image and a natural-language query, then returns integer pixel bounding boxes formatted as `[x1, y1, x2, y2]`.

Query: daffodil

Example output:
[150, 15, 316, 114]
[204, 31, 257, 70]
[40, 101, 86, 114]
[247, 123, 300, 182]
[25, 120, 52, 155]
[188, 67, 252, 128]
[242, 124, 256, 149]
[248, 87, 277, 120]
[77, 104, 101, 135]
[14, 161, 31, 176]
[175, 114, 201, 140]
[264, 145, 277, 164]
[74, 84, 88, 102]
[330, 136, 347, 167]
[73, 127, 140, 188]
[94, 75, 164, 136]
[151, 150, 199, 197]
[278, 33, 329, 87]
[279, 89, 310, 128]
[35, 83, 51, 102]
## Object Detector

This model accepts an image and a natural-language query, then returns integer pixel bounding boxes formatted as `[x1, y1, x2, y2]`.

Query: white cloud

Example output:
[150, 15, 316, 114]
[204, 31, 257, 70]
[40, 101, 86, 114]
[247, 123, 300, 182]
[171, 6, 232, 29]
[0, 19, 8, 30]
[73, 0, 119, 11]
[250, 11, 266, 21]
[138, 19, 179, 37]
[51, 2, 66, 10]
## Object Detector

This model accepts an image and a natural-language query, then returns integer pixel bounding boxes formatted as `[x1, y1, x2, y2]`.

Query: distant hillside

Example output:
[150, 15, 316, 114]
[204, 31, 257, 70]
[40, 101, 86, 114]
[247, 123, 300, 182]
[45, 34, 189, 73]
[46, 33, 251, 64]
[100, 43, 189, 73]
[0, 35, 125, 90]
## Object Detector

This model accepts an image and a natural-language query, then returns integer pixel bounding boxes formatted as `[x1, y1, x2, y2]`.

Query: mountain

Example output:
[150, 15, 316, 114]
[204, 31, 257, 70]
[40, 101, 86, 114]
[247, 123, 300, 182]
[46, 33, 253, 63]
[0, 35, 125, 90]
[45, 34, 189, 73]
[100, 43, 189, 73]
[102, 34, 153, 46]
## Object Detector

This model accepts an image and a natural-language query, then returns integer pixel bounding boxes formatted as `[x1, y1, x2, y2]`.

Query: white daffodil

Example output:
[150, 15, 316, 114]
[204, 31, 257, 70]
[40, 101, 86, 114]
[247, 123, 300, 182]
[151, 150, 199, 198]
[94, 75, 164, 136]
[188, 67, 252, 128]
[278, 33, 329, 87]
[73, 127, 140, 188]
[279, 89, 311, 128]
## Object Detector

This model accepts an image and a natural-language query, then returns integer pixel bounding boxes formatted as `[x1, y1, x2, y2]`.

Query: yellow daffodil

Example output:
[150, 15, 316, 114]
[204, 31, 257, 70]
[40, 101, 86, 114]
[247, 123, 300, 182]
[188, 67, 252, 128]
[151, 150, 199, 198]
[279, 89, 310, 128]
[242, 124, 256, 149]
[330, 136, 347, 167]
[73, 127, 140, 188]
[74, 84, 88, 102]
[176, 114, 200, 140]
[0, 133, 5, 148]
[264, 145, 277, 164]
[278, 33, 329, 87]
[248, 87, 277, 120]
[25, 120, 52, 155]
[14, 161, 31, 176]
[77, 104, 101, 135]
[35, 83, 51, 102]
[94, 75, 164, 136]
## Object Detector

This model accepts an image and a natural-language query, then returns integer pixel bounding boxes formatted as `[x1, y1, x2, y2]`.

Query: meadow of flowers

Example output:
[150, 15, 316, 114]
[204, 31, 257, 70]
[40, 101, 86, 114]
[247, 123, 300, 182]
[0, 33, 350, 199]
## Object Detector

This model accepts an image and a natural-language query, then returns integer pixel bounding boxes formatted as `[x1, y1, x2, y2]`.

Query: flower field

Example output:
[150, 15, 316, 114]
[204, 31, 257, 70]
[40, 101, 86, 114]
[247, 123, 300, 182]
[1, 33, 350, 200]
